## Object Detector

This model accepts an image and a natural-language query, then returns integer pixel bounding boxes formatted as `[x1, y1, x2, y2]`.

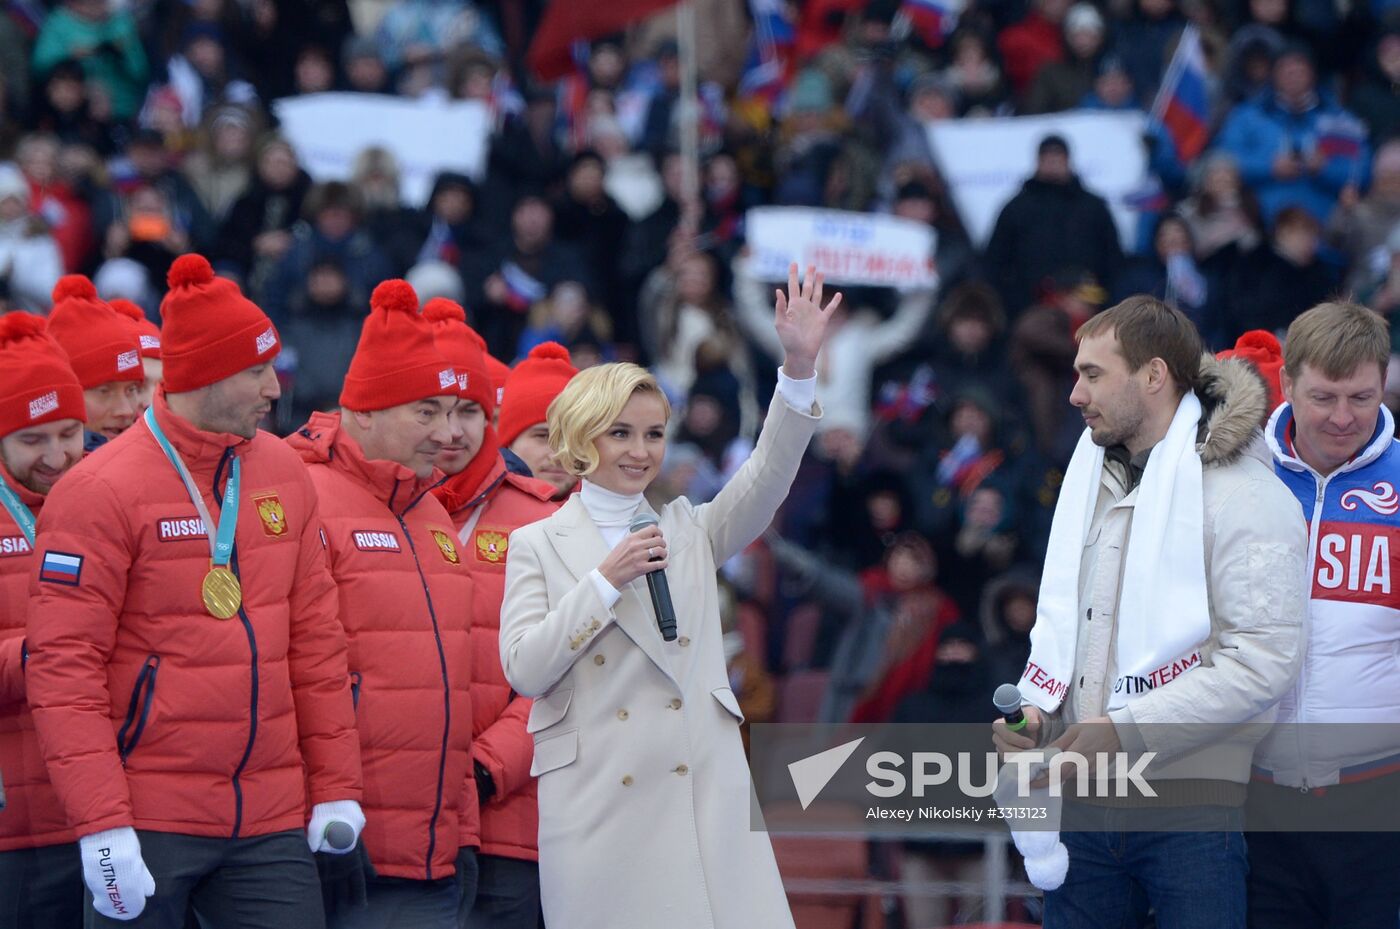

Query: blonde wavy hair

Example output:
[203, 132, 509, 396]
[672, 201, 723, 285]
[547, 363, 672, 477]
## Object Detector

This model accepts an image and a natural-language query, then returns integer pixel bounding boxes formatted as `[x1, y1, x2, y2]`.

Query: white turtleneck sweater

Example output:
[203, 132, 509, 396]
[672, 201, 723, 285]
[583, 367, 815, 608]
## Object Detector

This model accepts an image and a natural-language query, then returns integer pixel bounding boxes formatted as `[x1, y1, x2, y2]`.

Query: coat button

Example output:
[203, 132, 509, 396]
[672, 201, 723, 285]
[669, 698, 682, 710]
[594, 654, 606, 666]
[1086, 608, 1093, 621]
[590, 619, 601, 630]
[677, 636, 691, 647]
[617, 709, 629, 721]
[621, 775, 634, 786]
[674, 764, 689, 775]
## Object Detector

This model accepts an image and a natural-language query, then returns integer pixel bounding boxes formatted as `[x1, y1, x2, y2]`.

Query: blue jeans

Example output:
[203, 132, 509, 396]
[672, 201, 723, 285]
[1044, 806, 1247, 929]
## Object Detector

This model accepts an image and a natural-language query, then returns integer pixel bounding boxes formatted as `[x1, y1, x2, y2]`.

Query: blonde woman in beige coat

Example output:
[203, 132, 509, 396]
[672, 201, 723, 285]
[499, 265, 839, 929]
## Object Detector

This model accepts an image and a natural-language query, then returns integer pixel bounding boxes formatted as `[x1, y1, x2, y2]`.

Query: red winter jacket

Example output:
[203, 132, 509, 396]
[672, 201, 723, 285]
[436, 454, 558, 860]
[0, 465, 72, 851]
[289, 413, 477, 881]
[24, 395, 362, 840]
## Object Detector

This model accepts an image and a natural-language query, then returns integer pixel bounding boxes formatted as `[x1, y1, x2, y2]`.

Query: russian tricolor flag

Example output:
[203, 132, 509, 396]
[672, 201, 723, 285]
[1150, 25, 1210, 164]
[898, 0, 960, 48]
[39, 550, 83, 586]
[500, 261, 547, 314]
[1314, 112, 1367, 160]
[739, 0, 795, 103]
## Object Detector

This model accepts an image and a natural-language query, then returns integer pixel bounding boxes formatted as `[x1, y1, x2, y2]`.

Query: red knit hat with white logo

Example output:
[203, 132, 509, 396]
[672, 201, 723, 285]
[497, 342, 578, 447]
[159, 254, 279, 392]
[0, 312, 86, 437]
[423, 298, 495, 416]
[110, 298, 162, 359]
[45, 276, 144, 389]
[340, 280, 457, 412]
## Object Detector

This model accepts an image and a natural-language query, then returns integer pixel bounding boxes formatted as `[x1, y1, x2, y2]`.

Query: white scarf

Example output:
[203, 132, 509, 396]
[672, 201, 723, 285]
[1020, 391, 1211, 713]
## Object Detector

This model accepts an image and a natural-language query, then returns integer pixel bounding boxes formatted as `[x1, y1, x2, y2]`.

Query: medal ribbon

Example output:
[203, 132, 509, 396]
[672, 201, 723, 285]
[143, 406, 240, 568]
[0, 473, 36, 545]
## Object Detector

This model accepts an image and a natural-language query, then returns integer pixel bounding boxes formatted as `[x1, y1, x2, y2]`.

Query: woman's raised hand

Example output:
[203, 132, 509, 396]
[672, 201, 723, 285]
[597, 523, 669, 590]
[774, 263, 841, 380]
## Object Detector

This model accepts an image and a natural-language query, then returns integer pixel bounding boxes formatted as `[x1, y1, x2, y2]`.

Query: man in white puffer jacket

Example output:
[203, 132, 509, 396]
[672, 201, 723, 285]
[1251, 301, 1400, 929]
[993, 296, 1308, 929]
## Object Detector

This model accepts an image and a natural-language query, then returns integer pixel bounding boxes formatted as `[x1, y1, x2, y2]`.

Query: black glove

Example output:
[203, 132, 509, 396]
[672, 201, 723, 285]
[316, 842, 374, 918]
[474, 760, 497, 805]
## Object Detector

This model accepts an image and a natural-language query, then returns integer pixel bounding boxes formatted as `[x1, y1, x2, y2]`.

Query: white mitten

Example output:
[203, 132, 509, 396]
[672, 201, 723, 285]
[79, 827, 156, 921]
[993, 755, 1070, 891]
[1010, 826, 1070, 890]
[307, 799, 366, 854]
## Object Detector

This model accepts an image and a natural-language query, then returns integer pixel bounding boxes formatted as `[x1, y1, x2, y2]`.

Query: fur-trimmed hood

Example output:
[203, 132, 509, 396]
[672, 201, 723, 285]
[1196, 352, 1270, 468]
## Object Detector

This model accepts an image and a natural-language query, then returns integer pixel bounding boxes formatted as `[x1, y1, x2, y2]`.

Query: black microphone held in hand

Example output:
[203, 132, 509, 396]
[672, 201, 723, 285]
[628, 513, 677, 641]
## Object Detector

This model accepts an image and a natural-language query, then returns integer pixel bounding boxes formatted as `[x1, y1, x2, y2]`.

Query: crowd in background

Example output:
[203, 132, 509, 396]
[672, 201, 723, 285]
[0, 0, 1395, 920]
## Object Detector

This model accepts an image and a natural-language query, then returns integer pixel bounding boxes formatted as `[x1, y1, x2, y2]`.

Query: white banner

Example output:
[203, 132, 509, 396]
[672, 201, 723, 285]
[745, 207, 938, 289]
[926, 111, 1149, 249]
[272, 93, 491, 207]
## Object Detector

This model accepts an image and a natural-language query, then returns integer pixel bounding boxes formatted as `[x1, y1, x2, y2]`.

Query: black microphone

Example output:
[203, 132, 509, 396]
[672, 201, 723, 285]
[993, 683, 1028, 733]
[628, 513, 677, 641]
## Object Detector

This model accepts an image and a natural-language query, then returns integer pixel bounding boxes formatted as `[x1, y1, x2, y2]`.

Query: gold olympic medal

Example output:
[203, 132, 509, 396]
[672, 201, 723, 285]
[202, 566, 242, 620]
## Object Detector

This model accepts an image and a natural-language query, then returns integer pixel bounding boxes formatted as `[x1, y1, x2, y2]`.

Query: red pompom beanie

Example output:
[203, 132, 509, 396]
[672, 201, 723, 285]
[1217, 330, 1284, 411]
[110, 298, 162, 359]
[0, 312, 86, 437]
[46, 275, 144, 389]
[497, 342, 578, 447]
[160, 254, 280, 392]
[340, 280, 458, 411]
[423, 298, 495, 416]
